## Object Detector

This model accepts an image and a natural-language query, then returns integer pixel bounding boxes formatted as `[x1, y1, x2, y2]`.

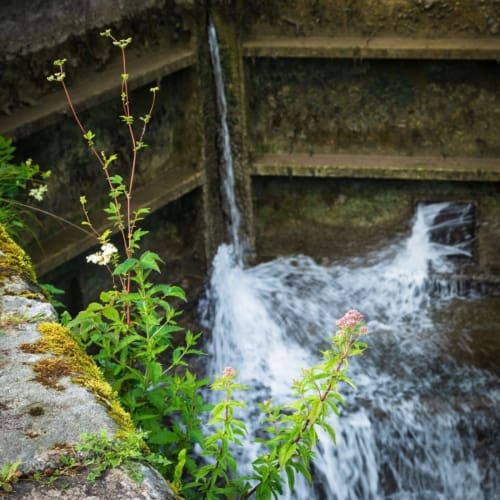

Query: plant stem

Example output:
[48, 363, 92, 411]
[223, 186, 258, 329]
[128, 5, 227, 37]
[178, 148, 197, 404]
[0, 198, 93, 236]
[59, 77, 128, 255]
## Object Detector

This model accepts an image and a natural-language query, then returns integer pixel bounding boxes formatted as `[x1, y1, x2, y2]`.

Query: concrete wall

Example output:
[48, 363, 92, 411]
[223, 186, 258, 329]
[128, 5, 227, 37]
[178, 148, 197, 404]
[1, 0, 500, 311]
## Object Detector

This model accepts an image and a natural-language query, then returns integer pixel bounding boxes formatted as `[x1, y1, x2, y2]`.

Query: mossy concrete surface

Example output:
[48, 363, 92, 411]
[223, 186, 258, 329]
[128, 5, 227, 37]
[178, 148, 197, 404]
[0, 227, 174, 498]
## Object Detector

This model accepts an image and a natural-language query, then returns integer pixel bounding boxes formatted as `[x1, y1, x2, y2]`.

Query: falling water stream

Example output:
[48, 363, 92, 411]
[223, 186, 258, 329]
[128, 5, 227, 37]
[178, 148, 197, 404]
[202, 23, 500, 499]
[208, 22, 242, 265]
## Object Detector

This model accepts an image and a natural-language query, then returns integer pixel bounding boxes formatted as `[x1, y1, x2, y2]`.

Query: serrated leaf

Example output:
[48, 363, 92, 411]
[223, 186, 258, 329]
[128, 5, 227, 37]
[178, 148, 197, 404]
[113, 258, 138, 275]
[139, 251, 162, 272]
[285, 464, 295, 491]
[278, 442, 296, 468]
[151, 284, 187, 301]
[148, 361, 163, 386]
[102, 306, 120, 322]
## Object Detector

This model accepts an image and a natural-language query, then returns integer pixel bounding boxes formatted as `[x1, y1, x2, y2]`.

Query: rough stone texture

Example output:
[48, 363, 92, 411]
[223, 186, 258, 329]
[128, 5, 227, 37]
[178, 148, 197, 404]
[0, 0, 195, 117]
[0, 275, 118, 472]
[241, 0, 500, 38]
[0, 235, 174, 498]
[246, 58, 500, 158]
[9, 463, 174, 499]
[0, 0, 178, 56]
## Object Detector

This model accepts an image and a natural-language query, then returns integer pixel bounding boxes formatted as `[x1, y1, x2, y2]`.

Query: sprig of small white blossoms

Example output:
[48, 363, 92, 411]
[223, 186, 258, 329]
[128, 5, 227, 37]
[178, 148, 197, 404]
[86, 242, 118, 266]
[28, 184, 48, 202]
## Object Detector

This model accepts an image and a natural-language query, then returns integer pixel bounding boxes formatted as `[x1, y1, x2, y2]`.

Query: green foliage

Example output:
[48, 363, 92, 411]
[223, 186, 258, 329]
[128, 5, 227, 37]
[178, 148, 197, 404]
[245, 318, 367, 499]
[69, 255, 208, 473]
[76, 430, 170, 482]
[0, 135, 50, 236]
[191, 368, 248, 498]
[39, 282, 66, 310]
[0, 460, 22, 493]
[50, 28, 208, 481]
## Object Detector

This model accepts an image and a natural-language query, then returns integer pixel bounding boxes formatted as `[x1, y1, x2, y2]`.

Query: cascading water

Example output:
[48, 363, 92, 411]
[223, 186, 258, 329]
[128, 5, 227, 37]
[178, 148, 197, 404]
[208, 22, 242, 264]
[202, 23, 499, 500]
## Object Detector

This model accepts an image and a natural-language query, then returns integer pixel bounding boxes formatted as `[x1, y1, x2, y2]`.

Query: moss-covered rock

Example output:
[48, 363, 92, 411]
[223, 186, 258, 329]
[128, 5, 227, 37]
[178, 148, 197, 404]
[0, 224, 36, 283]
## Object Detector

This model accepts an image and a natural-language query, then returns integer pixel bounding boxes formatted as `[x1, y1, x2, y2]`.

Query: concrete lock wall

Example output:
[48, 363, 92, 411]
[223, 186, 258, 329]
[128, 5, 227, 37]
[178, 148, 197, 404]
[0, 0, 499, 322]
[1, 0, 500, 495]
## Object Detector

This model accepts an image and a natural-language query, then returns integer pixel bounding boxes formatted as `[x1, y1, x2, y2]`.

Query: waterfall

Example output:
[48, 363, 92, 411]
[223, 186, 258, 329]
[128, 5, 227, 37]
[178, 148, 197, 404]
[201, 23, 499, 499]
[208, 21, 243, 264]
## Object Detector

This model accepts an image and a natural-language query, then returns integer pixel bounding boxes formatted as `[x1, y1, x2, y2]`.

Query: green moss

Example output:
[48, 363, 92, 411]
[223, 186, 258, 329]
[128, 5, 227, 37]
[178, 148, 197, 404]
[20, 322, 134, 438]
[0, 224, 36, 283]
[256, 182, 410, 230]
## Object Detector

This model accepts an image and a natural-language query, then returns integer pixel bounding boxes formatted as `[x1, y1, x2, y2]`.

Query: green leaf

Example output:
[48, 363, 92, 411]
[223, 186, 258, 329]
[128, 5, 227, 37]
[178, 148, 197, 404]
[151, 284, 186, 301]
[322, 422, 337, 444]
[139, 251, 162, 272]
[278, 442, 296, 469]
[120, 115, 134, 125]
[290, 459, 312, 484]
[133, 207, 151, 218]
[109, 174, 124, 185]
[115, 334, 143, 351]
[113, 258, 138, 275]
[146, 388, 167, 411]
[148, 361, 163, 386]
[102, 306, 120, 322]
[308, 400, 322, 425]
[285, 464, 295, 491]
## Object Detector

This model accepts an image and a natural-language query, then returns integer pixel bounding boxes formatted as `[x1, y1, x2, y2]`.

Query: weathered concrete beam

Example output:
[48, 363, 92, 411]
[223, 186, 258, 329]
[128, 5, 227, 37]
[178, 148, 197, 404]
[252, 153, 500, 182]
[0, 48, 196, 140]
[243, 36, 500, 61]
[27, 167, 204, 276]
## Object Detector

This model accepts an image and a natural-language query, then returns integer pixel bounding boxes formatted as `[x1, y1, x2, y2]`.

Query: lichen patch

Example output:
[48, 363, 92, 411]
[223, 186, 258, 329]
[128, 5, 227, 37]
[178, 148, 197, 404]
[20, 322, 135, 437]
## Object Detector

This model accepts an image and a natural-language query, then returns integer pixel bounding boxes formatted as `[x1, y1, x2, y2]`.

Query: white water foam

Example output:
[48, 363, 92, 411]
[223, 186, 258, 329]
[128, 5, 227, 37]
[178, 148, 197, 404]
[199, 203, 499, 499]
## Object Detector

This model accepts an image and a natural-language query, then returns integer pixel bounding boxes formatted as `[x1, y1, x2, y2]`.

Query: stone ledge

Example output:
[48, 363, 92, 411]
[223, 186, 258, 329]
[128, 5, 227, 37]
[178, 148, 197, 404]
[0, 47, 196, 140]
[7, 463, 173, 500]
[243, 36, 500, 60]
[26, 166, 204, 276]
[251, 153, 500, 182]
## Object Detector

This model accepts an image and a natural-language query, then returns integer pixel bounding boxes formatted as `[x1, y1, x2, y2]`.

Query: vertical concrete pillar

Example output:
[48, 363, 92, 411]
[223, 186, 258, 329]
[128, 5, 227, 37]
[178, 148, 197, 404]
[195, 0, 255, 263]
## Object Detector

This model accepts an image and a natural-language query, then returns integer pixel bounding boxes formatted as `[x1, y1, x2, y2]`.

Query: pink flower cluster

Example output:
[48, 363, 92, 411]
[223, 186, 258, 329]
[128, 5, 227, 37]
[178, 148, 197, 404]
[359, 326, 369, 336]
[223, 366, 236, 377]
[336, 309, 364, 329]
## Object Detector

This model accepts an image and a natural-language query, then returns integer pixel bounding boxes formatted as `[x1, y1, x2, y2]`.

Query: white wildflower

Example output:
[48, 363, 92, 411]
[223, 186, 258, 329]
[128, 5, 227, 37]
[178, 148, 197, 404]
[86, 242, 118, 266]
[101, 242, 118, 257]
[28, 184, 48, 202]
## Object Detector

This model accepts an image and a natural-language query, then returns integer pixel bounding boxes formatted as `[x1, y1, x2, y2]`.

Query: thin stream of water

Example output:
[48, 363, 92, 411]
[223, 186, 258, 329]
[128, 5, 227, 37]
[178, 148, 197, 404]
[208, 22, 242, 265]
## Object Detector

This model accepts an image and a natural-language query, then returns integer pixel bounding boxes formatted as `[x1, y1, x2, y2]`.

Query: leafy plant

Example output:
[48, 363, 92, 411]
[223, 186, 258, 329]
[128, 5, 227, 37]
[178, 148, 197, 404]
[0, 135, 50, 236]
[0, 460, 22, 493]
[188, 311, 368, 499]
[76, 430, 170, 482]
[47, 29, 208, 479]
[39, 282, 66, 311]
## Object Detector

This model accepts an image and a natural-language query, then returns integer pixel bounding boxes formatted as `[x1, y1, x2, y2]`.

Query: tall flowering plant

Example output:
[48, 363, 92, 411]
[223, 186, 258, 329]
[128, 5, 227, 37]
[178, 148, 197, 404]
[47, 30, 207, 479]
